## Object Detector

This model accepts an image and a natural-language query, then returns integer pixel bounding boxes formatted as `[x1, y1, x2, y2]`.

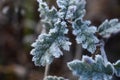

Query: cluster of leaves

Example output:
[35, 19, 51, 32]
[31, 0, 71, 66]
[31, 0, 99, 66]
[30, 0, 120, 80]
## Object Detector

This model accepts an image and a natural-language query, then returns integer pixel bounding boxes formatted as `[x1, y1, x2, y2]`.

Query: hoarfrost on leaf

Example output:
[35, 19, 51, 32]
[98, 19, 120, 38]
[67, 55, 114, 80]
[72, 18, 99, 53]
[65, 5, 77, 19]
[57, 36, 71, 51]
[44, 76, 68, 80]
[57, 0, 86, 20]
[66, 0, 86, 20]
[49, 43, 63, 58]
[57, 0, 69, 9]
[37, 0, 58, 31]
[30, 19, 71, 66]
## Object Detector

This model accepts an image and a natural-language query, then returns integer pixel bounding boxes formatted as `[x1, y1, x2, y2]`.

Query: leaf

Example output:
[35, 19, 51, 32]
[69, 0, 86, 19]
[98, 19, 120, 38]
[57, 0, 86, 20]
[30, 20, 71, 66]
[66, 0, 86, 20]
[31, 33, 56, 66]
[72, 18, 99, 53]
[57, 0, 69, 19]
[37, 0, 58, 31]
[67, 55, 114, 80]
[57, 0, 69, 9]
[113, 60, 120, 77]
[44, 76, 68, 80]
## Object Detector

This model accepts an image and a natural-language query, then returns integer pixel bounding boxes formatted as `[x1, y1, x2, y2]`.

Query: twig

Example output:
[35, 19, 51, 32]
[100, 40, 108, 64]
[43, 64, 50, 80]
[74, 44, 82, 59]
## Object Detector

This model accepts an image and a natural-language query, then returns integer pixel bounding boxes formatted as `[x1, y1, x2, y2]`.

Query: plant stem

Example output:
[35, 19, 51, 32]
[74, 44, 82, 59]
[44, 64, 50, 80]
[100, 40, 108, 64]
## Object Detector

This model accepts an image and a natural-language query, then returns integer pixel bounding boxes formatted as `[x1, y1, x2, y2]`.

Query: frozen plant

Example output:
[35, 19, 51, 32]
[30, 0, 120, 80]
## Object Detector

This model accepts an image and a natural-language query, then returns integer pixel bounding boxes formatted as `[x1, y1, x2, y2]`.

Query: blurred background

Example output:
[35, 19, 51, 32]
[0, 0, 120, 80]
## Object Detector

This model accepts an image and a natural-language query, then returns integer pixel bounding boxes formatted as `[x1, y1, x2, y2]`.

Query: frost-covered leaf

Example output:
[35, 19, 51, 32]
[67, 55, 114, 80]
[66, 0, 86, 20]
[113, 60, 120, 77]
[57, 0, 69, 9]
[31, 33, 57, 66]
[98, 19, 120, 38]
[53, 20, 71, 51]
[57, 0, 69, 19]
[57, 0, 86, 20]
[30, 20, 71, 66]
[72, 18, 99, 53]
[44, 76, 68, 80]
[37, 0, 58, 31]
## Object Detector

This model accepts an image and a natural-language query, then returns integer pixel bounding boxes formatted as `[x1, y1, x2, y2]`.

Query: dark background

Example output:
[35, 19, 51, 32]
[0, 0, 120, 80]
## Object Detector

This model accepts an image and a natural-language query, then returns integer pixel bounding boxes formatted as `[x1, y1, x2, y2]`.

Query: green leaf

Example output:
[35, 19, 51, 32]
[67, 55, 114, 80]
[98, 19, 120, 38]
